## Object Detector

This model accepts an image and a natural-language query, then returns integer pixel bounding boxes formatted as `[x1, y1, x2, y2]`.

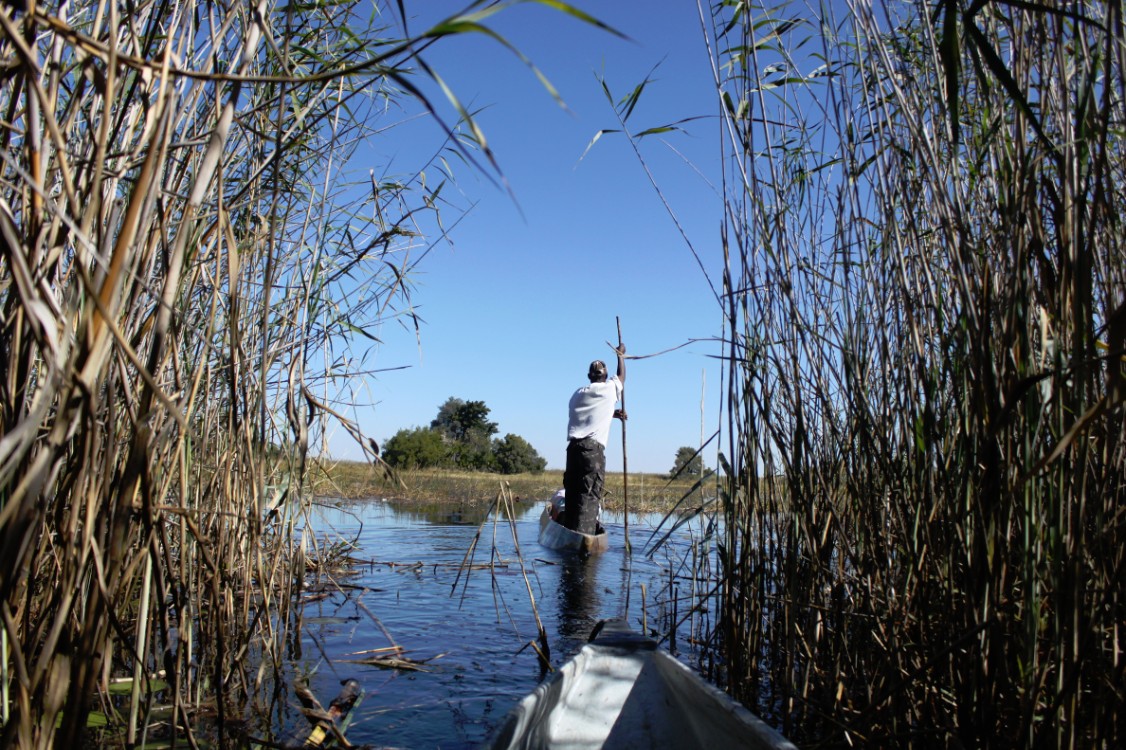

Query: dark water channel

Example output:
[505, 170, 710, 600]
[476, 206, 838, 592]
[287, 497, 712, 749]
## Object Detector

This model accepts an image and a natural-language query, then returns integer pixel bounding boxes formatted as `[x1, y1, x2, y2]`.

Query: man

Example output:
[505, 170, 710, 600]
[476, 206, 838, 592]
[563, 345, 626, 534]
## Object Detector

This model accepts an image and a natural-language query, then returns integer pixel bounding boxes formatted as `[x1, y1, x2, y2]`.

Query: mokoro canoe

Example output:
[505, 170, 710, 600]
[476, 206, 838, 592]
[485, 620, 797, 750]
[538, 506, 609, 554]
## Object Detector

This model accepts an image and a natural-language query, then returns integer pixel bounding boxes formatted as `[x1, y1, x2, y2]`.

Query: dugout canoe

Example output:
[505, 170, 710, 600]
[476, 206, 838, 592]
[488, 617, 797, 747]
[538, 506, 609, 554]
[485, 619, 797, 750]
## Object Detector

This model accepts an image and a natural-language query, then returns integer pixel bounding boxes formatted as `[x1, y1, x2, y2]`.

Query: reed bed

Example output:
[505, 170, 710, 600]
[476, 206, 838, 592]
[0, 0, 497, 745]
[676, 0, 1125, 746]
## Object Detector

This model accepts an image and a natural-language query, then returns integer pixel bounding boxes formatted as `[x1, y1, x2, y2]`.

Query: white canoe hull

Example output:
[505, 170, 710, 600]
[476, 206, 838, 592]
[538, 507, 609, 554]
[486, 620, 797, 750]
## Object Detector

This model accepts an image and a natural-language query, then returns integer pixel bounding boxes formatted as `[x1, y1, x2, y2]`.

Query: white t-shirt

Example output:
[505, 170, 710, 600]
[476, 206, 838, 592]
[567, 376, 623, 447]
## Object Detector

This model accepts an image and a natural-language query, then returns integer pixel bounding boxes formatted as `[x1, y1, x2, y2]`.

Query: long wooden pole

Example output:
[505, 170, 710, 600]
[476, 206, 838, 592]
[617, 317, 630, 556]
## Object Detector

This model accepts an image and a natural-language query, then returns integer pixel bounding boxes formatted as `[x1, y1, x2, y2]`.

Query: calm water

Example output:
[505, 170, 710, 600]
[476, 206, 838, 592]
[283, 497, 711, 749]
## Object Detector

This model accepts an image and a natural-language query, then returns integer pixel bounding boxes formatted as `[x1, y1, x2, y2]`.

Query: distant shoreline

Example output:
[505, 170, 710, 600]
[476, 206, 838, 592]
[310, 460, 714, 514]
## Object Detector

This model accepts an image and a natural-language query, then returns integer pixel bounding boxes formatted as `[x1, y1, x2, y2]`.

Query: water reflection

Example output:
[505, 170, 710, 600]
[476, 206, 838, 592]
[291, 498, 708, 749]
[556, 552, 604, 640]
[373, 498, 537, 526]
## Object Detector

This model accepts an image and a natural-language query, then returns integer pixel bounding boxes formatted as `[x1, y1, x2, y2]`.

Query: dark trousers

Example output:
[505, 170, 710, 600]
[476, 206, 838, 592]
[563, 437, 604, 535]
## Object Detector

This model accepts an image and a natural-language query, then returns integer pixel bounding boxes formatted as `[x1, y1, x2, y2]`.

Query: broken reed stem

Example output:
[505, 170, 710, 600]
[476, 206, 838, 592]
[501, 486, 551, 667]
[640, 584, 647, 636]
[127, 551, 154, 748]
[450, 495, 495, 601]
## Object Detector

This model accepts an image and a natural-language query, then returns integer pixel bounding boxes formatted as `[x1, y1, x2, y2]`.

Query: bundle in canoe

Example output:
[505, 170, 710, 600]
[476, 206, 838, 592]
[538, 505, 609, 554]
[485, 620, 797, 750]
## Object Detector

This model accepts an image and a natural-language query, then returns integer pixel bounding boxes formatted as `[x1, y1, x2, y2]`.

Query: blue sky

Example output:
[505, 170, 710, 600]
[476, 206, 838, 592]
[328, 1, 729, 475]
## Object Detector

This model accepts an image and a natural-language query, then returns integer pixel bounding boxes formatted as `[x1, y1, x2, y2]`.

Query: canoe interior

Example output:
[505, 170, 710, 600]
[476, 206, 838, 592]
[537, 506, 609, 554]
[487, 620, 797, 750]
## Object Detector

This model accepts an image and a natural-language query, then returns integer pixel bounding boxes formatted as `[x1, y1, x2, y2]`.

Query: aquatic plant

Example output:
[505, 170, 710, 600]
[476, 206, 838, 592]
[706, 0, 1126, 745]
[620, 0, 1123, 745]
[0, 0, 608, 745]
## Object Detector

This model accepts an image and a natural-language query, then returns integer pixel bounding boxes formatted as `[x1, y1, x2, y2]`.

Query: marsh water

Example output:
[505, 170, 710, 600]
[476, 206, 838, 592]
[281, 496, 714, 749]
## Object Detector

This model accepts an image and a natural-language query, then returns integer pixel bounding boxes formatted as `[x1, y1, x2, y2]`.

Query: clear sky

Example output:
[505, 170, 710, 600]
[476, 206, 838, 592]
[326, 1, 729, 475]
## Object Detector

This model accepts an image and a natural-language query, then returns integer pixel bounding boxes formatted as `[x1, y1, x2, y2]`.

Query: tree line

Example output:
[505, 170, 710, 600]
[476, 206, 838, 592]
[384, 396, 709, 478]
[382, 397, 547, 474]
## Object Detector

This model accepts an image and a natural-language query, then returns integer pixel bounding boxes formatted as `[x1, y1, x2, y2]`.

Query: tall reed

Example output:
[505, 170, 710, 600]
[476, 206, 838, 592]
[698, 0, 1121, 743]
[0, 0, 504, 745]
[684, 0, 1122, 745]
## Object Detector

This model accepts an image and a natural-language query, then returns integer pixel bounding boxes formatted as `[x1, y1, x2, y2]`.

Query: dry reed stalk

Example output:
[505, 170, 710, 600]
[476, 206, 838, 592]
[599, 0, 1125, 746]
[0, 0, 520, 745]
[694, 0, 1126, 745]
[451, 485, 553, 669]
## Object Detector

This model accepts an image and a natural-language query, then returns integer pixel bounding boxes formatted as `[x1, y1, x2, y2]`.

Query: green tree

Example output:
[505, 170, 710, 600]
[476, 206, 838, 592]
[431, 397, 498, 443]
[430, 397, 466, 438]
[493, 434, 547, 474]
[670, 446, 705, 478]
[382, 427, 449, 470]
[431, 397, 499, 469]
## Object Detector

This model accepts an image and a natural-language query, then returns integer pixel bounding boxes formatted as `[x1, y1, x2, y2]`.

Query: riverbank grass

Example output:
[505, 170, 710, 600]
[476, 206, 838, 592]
[310, 460, 711, 515]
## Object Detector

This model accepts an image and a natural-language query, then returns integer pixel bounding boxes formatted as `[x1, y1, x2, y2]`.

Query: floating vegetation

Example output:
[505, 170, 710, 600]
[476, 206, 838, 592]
[341, 647, 446, 673]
